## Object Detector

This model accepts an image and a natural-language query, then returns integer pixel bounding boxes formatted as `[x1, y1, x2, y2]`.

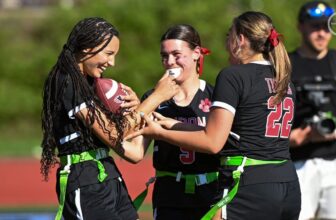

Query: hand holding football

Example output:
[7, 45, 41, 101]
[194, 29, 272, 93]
[95, 78, 128, 113]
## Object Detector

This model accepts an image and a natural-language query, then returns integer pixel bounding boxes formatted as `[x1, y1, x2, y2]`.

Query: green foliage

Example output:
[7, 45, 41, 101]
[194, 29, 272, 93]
[0, 0, 335, 156]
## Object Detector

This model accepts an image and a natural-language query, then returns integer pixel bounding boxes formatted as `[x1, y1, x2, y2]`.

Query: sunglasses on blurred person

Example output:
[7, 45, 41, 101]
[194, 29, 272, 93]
[307, 5, 334, 18]
[299, 1, 335, 24]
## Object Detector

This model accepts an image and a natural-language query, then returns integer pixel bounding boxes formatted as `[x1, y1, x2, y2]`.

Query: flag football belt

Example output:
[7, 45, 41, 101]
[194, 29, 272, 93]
[132, 170, 218, 210]
[201, 156, 287, 220]
[55, 148, 109, 220]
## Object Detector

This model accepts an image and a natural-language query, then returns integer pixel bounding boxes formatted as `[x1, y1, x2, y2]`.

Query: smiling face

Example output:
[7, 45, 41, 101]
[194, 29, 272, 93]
[78, 36, 120, 78]
[160, 39, 199, 82]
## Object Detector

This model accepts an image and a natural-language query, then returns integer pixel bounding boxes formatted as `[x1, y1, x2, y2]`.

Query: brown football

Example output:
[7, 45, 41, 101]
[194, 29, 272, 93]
[95, 78, 127, 113]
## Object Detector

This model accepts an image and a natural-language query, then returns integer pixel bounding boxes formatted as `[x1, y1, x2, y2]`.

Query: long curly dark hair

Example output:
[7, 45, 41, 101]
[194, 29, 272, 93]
[41, 17, 127, 181]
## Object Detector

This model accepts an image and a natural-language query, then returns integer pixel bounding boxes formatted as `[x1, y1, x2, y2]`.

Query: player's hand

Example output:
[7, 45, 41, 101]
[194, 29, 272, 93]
[120, 83, 140, 112]
[153, 75, 179, 102]
[290, 126, 312, 147]
[152, 112, 179, 129]
[290, 125, 336, 147]
[125, 112, 164, 140]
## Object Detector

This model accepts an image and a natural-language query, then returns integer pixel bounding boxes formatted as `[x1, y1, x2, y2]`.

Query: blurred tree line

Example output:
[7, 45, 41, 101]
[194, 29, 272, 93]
[0, 0, 335, 142]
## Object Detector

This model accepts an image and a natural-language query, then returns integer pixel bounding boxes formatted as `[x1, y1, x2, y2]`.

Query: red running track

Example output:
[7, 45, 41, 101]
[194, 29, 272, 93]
[0, 157, 154, 208]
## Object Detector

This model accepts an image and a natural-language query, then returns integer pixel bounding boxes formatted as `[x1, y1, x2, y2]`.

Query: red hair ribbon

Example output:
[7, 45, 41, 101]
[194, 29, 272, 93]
[199, 47, 211, 76]
[268, 28, 281, 47]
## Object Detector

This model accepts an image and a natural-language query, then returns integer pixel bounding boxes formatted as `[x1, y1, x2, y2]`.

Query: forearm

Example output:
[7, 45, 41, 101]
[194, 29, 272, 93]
[136, 92, 163, 115]
[289, 127, 311, 148]
[140, 107, 232, 154]
[77, 107, 143, 161]
[91, 118, 149, 162]
[290, 126, 336, 148]
[157, 129, 223, 154]
[120, 136, 151, 163]
[124, 93, 166, 134]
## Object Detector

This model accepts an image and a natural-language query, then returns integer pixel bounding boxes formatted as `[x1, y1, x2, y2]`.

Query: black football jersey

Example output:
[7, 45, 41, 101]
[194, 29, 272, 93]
[142, 79, 220, 207]
[213, 62, 295, 160]
[52, 74, 120, 192]
[143, 79, 219, 174]
[212, 62, 298, 186]
[53, 74, 106, 156]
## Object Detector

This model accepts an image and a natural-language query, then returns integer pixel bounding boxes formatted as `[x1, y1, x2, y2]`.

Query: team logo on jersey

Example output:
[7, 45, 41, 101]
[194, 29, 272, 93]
[158, 104, 169, 110]
[328, 13, 336, 35]
[199, 98, 211, 112]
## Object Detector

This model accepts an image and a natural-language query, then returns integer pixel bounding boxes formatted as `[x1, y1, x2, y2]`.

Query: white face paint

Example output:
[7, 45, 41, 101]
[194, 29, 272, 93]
[167, 67, 182, 78]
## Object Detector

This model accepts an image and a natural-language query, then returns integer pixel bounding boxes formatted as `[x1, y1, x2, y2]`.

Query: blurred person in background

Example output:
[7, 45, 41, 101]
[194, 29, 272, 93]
[129, 11, 301, 220]
[289, 1, 336, 219]
[40, 17, 177, 220]
[138, 24, 220, 220]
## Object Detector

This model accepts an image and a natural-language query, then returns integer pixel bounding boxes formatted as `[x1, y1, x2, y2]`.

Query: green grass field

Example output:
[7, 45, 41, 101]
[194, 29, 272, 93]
[0, 119, 41, 157]
[0, 136, 41, 157]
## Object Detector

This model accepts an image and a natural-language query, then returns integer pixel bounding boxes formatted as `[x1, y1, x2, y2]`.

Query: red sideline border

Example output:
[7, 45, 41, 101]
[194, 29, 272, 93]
[0, 157, 154, 208]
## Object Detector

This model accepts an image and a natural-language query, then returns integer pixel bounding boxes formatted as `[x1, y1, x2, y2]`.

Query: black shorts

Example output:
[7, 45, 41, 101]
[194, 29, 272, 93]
[59, 177, 139, 220]
[153, 206, 210, 220]
[223, 180, 301, 220]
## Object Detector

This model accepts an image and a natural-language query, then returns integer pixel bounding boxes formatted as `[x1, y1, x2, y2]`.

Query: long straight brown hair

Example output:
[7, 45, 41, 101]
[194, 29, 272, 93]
[227, 11, 291, 104]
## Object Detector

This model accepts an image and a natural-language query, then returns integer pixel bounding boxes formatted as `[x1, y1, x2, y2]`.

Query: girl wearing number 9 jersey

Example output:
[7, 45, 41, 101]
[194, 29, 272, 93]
[141, 24, 221, 220]
[132, 11, 301, 220]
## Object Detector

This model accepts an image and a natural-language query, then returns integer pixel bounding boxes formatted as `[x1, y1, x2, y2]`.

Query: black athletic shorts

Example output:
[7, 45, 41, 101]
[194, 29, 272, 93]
[153, 206, 210, 220]
[223, 180, 301, 220]
[58, 177, 139, 220]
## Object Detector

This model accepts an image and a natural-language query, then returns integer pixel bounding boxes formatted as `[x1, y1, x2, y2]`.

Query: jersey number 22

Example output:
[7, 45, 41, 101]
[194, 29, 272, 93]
[265, 97, 294, 138]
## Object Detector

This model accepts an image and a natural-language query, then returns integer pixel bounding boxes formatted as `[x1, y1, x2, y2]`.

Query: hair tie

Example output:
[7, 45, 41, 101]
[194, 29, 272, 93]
[200, 47, 211, 55]
[268, 28, 281, 47]
[199, 47, 211, 76]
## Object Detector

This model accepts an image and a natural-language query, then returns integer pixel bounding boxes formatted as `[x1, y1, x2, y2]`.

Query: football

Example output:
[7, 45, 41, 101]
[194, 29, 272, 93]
[94, 78, 128, 113]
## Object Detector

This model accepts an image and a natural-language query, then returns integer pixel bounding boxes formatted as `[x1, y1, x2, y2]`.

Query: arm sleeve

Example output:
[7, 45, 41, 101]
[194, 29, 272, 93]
[211, 68, 241, 115]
